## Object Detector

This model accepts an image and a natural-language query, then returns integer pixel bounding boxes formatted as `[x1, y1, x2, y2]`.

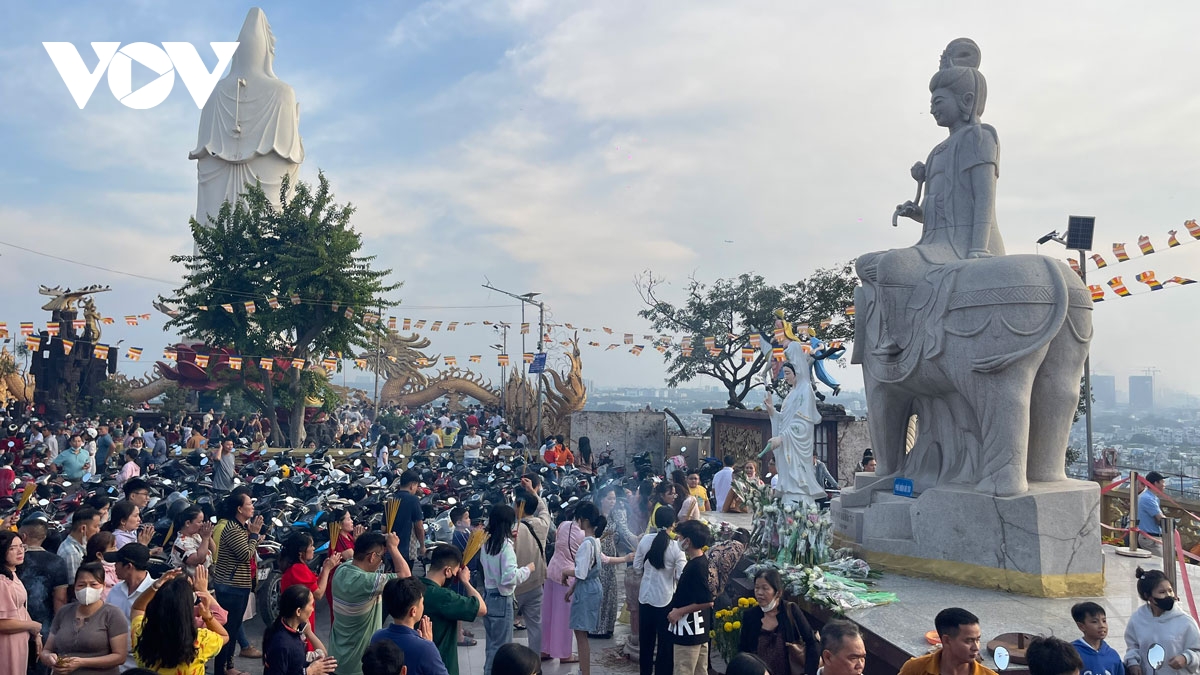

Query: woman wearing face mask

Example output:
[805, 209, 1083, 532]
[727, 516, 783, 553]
[737, 568, 820, 675]
[0, 530, 42, 674]
[85, 531, 119, 600]
[1125, 567, 1200, 675]
[39, 562, 130, 675]
[131, 568, 228, 674]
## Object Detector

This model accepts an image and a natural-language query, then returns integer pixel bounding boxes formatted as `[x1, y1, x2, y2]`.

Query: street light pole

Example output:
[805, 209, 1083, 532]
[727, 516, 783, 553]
[482, 283, 546, 443]
[1079, 247, 1095, 480]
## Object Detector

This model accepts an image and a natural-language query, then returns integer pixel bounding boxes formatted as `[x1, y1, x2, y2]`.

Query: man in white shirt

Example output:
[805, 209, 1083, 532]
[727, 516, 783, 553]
[462, 426, 483, 467]
[105, 544, 156, 668]
[712, 455, 736, 513]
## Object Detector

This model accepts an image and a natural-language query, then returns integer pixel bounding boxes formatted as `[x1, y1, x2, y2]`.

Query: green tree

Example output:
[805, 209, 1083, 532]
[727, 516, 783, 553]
[162, 173, 398, 446]
[635, 263, 858, 408]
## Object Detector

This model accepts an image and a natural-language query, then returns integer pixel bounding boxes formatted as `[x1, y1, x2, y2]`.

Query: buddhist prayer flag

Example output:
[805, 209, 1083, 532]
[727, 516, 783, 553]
[749, 334, 761, 350]
[388, 316, 397, 330]
[1090, 254, 1108, 268]
[20, 322, 33, 336]
[162, 348, 176, 360]
[331, 301, 340, 313]
[139, 314, 150, 320]
[323, 357, 337, 372]
[72, 319, 85, 330]
[521, 323, 530, 334]
[0, 323, 8, 338]
[565, 323, 575, 329]
[94, 343, 110, 360]
[290, 293, 301, 305]
[101, 317, 114, 325]
[656, 344, 667, 353]
[415, 320, 426, 329]
[463, 322, 475, 326]
[447, 322, 458, 331]
[703, 336, 716, 351]
[588, 341, 600, 347]
[1108, 277, 1131, 297]
[221, 304, 234, 313]
[607, 344, 619, 351]
[630, 345, 644, 355]
[260, 358, 274, 371]
[387, 355, 397, 363]
[820, 319, 832, 329]
[1135, 271, 1164, 291]
[46, 324, 59, 337]
[126, 347, 142, 361]
[773, 327, 785, 342]
[603, 327, 613, 334]
[199, 306, 208, 311]
[355, 358, 367, 369]
[469, 355, 481, 363]
[1067, 258, 1081, 274]
[125, 316, 138, 326]
[772, 346, 785, 361]
[268, 297, 281, 309]
[1089, 285, 1105, 302]
[1138, 236, 1155, 255]
[445, 356, 457, 366]
[802, 344, 813, 354]
[417, 357, 428, 367]
[403, 318, 412, 330]
[62, 339, 74, 355]
[25, 335, 40, 351]
[228, 356, 242, 370]
[1166, 276, 1197, 286]
[431, 321, 442, 331]
[344, 308, 354, 320]
[742, 346, 755, 362]
[1113, 243, 1129, 262]
[498, 354, 510, 366]
[195, 354, 209, 368]
[292, 358, 306, 370]
[682, 346, 693, 357]
[622, 333, 633, 344]
[1187, 219, 1200, 239]
[1168, 231, 1181, 248]
[523, 352, 535, 364]
[244, 301, 256, 314]
[364, 313, 379, 324]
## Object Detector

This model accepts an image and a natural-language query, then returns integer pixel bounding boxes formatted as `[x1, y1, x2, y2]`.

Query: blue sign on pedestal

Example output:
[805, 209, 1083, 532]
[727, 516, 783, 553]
[528, 352, 547, 374]
[893, 478, 914, 498]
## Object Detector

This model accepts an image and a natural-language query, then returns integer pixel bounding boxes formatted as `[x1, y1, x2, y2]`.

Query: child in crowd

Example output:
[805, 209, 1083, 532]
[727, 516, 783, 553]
[1027, 636, 1084, 675]
[668, 519, 713, 675]
[1071, 602, 1123, 675]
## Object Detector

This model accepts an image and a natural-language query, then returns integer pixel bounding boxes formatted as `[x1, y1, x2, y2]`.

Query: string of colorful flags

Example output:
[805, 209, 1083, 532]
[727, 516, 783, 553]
[1065, 219, 1200, 273]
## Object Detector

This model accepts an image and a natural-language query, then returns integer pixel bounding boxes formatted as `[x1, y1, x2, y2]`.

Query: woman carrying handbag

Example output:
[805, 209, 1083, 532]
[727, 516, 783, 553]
[736, 569, 819, 675]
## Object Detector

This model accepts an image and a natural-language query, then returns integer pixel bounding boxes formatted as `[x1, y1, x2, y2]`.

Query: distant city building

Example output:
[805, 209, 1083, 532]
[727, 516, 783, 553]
[1093, 375, 1116, 410]
[1129, 375, 1154, 411]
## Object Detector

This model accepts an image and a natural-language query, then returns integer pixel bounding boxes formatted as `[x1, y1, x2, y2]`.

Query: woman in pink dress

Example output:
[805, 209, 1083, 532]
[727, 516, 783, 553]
[0, 530, 41, 674]
[543, 517, 585, 662]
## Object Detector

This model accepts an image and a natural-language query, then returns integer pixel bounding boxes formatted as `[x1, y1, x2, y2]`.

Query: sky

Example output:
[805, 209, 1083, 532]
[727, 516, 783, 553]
[1, 2, 1199, 403]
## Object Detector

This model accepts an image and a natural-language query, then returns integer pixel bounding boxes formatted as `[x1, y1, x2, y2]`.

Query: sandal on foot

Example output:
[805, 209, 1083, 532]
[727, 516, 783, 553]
[458, 637, 478, 647]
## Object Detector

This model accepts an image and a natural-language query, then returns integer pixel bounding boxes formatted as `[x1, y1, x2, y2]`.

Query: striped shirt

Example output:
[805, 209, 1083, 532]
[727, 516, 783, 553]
[211, 518, 254, 589]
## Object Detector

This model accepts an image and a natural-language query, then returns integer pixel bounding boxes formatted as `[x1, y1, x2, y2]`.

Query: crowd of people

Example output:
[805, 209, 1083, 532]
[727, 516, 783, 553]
[0, 394, 1193, 675]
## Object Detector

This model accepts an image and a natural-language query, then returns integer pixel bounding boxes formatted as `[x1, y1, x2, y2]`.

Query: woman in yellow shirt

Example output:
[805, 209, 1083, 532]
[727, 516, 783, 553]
[131, 567, 228, 675]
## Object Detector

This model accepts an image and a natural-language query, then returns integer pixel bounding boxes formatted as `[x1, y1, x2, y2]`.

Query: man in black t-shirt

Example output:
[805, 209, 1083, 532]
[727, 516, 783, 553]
[391, 470, 426, 569]
[17, 517, 68, 640]
[668, 520, 714, 675]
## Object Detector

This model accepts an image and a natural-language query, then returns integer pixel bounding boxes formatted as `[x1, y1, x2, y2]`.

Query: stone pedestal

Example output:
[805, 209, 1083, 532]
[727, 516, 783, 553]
[831, 476, 1103, 597]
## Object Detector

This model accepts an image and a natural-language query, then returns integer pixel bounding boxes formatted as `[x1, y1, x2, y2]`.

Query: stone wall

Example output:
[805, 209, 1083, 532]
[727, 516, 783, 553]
[836, 418, 872, 487]
[569, 410, 668, 472]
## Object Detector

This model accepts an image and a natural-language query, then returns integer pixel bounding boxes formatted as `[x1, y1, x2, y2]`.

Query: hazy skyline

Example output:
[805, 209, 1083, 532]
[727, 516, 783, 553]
[2, 2, 1199, 400]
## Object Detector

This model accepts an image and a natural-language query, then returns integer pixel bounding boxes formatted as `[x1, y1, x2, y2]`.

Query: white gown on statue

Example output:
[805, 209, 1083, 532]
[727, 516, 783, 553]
[189, 8, 304, 228]
[765, 341, 826, 506]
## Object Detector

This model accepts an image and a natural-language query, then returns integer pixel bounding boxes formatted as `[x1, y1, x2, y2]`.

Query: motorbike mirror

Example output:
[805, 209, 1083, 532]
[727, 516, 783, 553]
[200, 457, 209, 466]
[305, 457, 313, 465]
[269, 459, 277, 468]
[502, 464, 511, 472]
[210, 516, 218, 523]
[162, 478, 172, 486]
[285, 497, 295, 504]
[62, 481, 71, 487]
[459, 479, 468, 486]
[493, 448, 500, 456]
[408, 461, 415, 469]
[38, 498, 49, 506]
[993, 646, 1010, 671]
[680, 446, 687, 452]
[338, 450, 345, 456]
[380, 477, 388, 487]
[561, 502, 570, 509]
[1148, 645, 1166, 670]
[36, 462, 45, 469]
[487, 475, 495, 483]
[446, 462, 454, 469]
[82, 472, 92, 482]
[393, 450, 402, 457]
[447, 497, 458, 505]
[175, 447, 182, 456]
[420, 482, 427, 488]
[353, 459, 362, 467]
[273, 517, 284, 528]
[540, 467, 548, 474]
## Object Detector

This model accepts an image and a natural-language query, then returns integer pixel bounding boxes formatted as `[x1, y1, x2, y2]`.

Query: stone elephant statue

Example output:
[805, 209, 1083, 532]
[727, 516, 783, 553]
[851, 254, 1092, 497]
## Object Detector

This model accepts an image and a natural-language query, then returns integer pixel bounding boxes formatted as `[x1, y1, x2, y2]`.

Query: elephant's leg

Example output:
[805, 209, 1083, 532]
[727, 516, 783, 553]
[969, 367, 1039, 497]
[864, 379, 912, 477]
[1026, 329, 1088, 482]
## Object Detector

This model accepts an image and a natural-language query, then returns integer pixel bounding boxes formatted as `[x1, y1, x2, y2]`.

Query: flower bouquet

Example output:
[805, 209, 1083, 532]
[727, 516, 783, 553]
[711, 596, 756, 663]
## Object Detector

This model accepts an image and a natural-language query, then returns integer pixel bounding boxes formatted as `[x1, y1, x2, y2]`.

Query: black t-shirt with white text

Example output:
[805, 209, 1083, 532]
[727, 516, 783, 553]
[670, 555, 712, 646]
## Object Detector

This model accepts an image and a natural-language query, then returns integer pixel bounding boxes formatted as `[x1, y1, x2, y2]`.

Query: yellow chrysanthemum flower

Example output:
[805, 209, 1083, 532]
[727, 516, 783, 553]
[733, 621, 742, 630]
[724, 623, 734, 632]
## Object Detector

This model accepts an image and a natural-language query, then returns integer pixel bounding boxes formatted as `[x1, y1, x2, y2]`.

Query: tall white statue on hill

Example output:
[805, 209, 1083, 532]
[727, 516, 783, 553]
[189, 7, 304, 229]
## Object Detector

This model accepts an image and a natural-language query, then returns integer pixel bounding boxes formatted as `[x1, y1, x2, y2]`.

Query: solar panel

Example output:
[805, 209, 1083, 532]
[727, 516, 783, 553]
[1066, 216, 1095, 251]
